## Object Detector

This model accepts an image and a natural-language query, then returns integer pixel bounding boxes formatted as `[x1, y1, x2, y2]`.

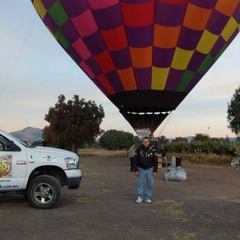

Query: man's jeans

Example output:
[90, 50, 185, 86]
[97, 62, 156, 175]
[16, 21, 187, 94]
[137, 167, 154, 200]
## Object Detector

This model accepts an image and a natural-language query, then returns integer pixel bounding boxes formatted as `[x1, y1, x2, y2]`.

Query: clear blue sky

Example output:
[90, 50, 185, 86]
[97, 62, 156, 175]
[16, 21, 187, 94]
[0, 1, 240, 138]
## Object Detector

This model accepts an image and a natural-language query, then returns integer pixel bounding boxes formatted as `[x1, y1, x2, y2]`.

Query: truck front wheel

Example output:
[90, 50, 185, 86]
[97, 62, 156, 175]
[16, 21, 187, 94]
[27, 175, 62, 209]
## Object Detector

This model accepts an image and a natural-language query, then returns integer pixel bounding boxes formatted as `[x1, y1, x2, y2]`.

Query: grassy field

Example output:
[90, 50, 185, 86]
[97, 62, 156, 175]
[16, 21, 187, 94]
[171, 153, 233, 167]
[78, 148, 234, 167]
[78, 148, 128, 158]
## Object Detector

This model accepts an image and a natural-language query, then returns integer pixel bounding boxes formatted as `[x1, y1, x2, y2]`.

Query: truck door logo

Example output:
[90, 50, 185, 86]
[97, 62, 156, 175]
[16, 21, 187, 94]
[0, 155, 12, 177]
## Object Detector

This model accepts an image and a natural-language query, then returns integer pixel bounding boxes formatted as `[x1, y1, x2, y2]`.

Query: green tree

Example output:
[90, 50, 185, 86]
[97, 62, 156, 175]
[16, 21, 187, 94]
[157, 135, 169, 144]
[43, 94, 104, 152]
[193, 133, 210, 142]
[99, 129, 135, 150]
[172, 137, 188, 143]
[227, 87, 240, 136]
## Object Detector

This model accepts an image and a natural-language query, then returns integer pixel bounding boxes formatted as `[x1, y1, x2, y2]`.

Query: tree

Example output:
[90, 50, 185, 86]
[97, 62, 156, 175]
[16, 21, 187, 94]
[227, 87, 240, 136]
[99, 129, 135, 150]
[157, 135, 169, 144]
[43, 94, 104, 152]
[193, 133, 210, 142]
[172, 137, 188, 143]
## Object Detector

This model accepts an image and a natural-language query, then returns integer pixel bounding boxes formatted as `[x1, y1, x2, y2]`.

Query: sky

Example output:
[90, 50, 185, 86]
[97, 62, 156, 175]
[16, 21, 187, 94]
[0, 1, 240, 139]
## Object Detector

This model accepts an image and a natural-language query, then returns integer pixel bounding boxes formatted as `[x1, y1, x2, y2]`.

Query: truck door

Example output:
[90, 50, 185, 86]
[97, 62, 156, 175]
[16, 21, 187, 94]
[0, 135, 28, 190]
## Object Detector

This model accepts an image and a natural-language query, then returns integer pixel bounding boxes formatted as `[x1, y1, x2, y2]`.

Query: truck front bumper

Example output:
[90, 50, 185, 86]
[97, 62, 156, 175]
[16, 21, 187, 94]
[65, 169, 82, 189]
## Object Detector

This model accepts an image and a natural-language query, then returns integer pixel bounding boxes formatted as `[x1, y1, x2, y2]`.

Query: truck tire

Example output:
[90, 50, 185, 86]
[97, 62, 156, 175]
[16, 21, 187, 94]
[27, 175, 62, 209]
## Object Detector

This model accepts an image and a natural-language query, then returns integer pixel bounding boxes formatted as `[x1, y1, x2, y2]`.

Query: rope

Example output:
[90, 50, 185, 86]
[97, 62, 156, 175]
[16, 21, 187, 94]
[157, 111, 174, 137]
[0, 15, 37, 99]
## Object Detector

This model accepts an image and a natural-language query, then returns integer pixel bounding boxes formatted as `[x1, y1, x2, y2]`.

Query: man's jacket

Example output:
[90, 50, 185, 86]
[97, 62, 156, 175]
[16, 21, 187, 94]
[133, 145, 158, 173]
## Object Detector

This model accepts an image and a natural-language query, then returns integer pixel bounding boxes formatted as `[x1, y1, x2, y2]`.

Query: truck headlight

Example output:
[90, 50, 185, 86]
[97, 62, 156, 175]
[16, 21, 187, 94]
[64, 157, 79, 169]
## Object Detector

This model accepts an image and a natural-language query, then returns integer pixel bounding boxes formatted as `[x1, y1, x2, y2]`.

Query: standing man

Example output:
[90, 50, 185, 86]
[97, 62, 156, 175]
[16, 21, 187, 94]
[128, 143, 136, 172]
[134, 137, 158, 204]
[160, 145, 168, 168]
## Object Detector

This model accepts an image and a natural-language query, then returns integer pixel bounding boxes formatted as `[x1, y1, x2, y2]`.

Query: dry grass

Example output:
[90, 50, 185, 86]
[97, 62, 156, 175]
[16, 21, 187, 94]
[171, 153, 232, 167]
[78, 148, 128, 158]
[78, 149, 233, 167]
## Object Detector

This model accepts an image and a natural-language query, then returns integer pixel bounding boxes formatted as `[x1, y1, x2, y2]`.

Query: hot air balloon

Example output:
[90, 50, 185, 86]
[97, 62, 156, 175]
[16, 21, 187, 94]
[31, 0, 240, 135]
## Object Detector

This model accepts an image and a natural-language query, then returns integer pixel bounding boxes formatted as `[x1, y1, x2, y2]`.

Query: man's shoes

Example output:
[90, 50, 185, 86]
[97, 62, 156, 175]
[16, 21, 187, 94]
[145, 199, 153, 204]
[135, 196, 143, 204]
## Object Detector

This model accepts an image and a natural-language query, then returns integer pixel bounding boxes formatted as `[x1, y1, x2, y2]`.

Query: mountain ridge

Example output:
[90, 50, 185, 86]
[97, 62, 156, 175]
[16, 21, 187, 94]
[10, 127, 43, 141]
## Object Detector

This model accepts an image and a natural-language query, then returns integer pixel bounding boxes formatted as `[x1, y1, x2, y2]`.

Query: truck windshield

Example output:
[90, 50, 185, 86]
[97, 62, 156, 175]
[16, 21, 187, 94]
[0, 134, 31, 148]
[9, 135, 33, 148]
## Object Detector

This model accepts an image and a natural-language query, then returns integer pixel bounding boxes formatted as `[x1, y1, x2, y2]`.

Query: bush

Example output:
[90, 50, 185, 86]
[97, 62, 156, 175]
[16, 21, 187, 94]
[164, 139, 240, 157]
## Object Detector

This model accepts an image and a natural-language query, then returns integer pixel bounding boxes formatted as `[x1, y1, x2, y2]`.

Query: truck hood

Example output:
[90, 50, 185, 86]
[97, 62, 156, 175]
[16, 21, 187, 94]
[32, 146, 77, 158]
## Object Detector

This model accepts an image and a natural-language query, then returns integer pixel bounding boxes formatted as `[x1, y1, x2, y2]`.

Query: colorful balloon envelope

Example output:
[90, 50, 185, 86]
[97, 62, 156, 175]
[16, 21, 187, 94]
[31, 0, 240, 134]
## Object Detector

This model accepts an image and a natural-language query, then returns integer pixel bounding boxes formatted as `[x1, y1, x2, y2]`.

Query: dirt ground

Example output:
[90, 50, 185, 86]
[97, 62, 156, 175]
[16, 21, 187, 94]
[1, 157, 240, 240]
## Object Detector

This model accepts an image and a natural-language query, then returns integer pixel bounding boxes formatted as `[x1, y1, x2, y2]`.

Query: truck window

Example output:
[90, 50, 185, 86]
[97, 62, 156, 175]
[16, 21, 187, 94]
[0, 135, 21, 152]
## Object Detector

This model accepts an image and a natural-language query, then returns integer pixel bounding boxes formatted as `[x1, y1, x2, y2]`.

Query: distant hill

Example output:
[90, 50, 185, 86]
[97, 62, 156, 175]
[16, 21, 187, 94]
[10, 127, 43, 141]
[186, 136, 194, 142]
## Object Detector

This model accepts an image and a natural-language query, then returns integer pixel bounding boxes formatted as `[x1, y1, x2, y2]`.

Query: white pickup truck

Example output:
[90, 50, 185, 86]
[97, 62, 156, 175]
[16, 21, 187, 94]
[0, 129, 82, 209]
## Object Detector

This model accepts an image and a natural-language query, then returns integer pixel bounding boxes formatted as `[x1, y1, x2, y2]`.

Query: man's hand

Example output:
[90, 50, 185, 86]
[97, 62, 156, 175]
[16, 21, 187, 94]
[153, 172, 157, 177]
[134, 171, 139, 176]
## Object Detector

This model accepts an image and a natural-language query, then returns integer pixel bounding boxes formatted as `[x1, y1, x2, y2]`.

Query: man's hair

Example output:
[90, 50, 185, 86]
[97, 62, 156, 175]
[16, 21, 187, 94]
[143, 137, 150, 141]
